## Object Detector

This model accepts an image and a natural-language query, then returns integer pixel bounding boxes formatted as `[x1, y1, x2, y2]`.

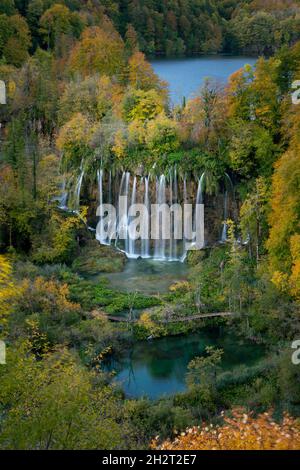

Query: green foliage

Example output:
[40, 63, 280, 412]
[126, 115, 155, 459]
[228, 121, 275, 178]
[39, 3, 84, 54]
[0, 342, 127, 449]
[0, 13, 31, 66]
[31, 211, 84, 264]
[145, 113, 180, 156]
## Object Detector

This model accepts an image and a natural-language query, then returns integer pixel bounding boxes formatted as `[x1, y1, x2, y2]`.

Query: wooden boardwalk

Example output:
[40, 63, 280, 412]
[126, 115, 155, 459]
[107, 312, 235, 323]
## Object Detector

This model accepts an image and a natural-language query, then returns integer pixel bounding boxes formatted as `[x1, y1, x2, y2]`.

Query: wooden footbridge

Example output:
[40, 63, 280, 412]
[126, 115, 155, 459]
[107, 312, 235, 323]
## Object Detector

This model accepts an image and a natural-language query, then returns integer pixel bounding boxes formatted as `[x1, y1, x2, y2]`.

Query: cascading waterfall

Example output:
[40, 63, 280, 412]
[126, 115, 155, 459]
[96, 169, 109, 245]
[183, 176, 187, 253]
[108, 170, 112, 204]
[142, 176, 150, 258]
[169, 170, 173, 260]
[58, 179, 68, 210]
[123, 172, 130, 254]
[95, 169, 210, 261]
[74, 169, 84, 212]
[115, 172, 125, 248]
[128, 176, 138, 258]
[59, 166, 234, 262]
[154, 174, 166, 260]
[221, 190, 228, 242]
[192, 172, 205, 238]
[172, 168, 178, 260]
[197, 172, 205, 205]
[221, 173, 234, 243]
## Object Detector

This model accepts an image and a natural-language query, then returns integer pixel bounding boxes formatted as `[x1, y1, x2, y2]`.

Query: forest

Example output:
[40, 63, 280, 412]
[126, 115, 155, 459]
[1, 0, 300, 61]
[0, 0, 300, 452]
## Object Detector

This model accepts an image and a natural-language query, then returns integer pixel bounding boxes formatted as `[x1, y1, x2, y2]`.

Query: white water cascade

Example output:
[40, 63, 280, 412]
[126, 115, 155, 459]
[142, 176, 150, 258]
[59, 167, 234, 262]
[74, 169, 84, 212]
[95, 169, 209, 261]
[221, 190, 228, 242]
[96, 169, 109, 245]
[221, 173, 234, 243]
[128, 176, 138, 258]
[154, 174, 166, 260]
[58, 179, 68, 210]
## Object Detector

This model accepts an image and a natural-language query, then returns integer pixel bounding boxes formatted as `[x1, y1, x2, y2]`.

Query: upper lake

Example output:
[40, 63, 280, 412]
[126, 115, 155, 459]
[151, 55, 257, 104]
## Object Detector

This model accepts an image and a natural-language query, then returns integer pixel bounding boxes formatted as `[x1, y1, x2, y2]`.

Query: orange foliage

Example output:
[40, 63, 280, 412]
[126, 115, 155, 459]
[267, 102, 300, 296]
[128, 52, 166, 94]
[153, 409, 300, 450]
[19, 277, 79, 316]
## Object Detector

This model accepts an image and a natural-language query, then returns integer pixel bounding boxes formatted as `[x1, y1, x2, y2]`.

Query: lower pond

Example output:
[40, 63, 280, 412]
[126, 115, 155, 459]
[106, 329, 265, 400]
[92, 258, 265, 400]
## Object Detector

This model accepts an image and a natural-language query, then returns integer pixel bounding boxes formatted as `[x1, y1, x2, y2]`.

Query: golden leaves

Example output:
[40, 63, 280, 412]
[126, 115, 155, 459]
[154, 409, 300, 450]
[0, 255, 16, 325]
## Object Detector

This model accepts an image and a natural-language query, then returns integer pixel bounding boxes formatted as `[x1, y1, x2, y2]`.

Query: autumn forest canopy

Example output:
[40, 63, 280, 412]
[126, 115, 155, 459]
[1, 0, 300, 63]
[0, 0, 300, 453]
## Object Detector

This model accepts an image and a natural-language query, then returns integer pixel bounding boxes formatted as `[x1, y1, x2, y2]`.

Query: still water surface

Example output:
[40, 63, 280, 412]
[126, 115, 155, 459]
[151, 55, 257, 104]
[107, 330, 265, 399]
[98, 259, 188, 295]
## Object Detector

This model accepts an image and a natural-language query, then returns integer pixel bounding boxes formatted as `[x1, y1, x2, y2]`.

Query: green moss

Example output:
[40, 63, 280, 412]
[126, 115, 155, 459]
[72, 241, 126, 275]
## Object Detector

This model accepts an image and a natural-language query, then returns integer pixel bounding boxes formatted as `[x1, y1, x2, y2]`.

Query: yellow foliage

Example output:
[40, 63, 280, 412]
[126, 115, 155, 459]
[145, 113, 179, 155]
[290, 234, 300, 300]
[97, 76, 124, 119]
[112, 129, 127, 159]
[128, 120, 145, 146]
[138, 312, 161, 337]
[20, 276, 79, 315]
[69, 26, 125, 77]
[169, 281, 190, 294]
[56, 112, 93, 151]
[128, 52, 166, 94]
[154, 409, 300, 450]
[267, 102, 300, 298]
[0, 255, 15, 325]
[124, 89, 165, 122]
[271, 271, 289, 293]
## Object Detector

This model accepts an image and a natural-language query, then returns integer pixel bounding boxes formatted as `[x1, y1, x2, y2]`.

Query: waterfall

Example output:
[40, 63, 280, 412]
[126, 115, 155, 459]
[142, 176, 150, 258]
[193, 172, 205, 237]
[58, 165, 235, 262]
[169, 170, 173, 260]
[172, 168, 178, 260]
[96, 169, 109, 245]
[197, 172, 205, 205]
[221, 173, 233, 243]
[108, 170, 112, 204]
[115, 172, 125, 248]
[98, 169, 103, 206]
[58, 179, 68, 210]
[128, 176, 138, 258]
[221, 190, 228, 242]
[74, 169, 84, 211]
[183, 176, 187, 254]
[123, 172, 130, 254]
[154, 174, 166, 260]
